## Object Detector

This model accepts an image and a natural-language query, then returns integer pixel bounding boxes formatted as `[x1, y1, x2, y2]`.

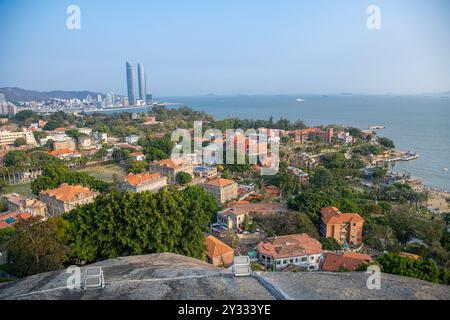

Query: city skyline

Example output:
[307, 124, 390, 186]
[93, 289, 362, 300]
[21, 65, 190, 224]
[0, 0, 450, 96]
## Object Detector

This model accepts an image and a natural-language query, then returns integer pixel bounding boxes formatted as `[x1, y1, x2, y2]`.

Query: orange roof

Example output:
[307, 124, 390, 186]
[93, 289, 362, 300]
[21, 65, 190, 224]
[153, 158, 183, 169]
[0, 221, 9, 228]
[40, 183, 97, 202]
[322, 252, 372, 271]
[321, 207, 364, 225]
[205, 178, 235, 188]
[18, 212, 32, 220]
[49, 148, 76, 157]
[205, 235, 234, 259]
[125, 172, 162, 186]
[257, 234, 323, 259]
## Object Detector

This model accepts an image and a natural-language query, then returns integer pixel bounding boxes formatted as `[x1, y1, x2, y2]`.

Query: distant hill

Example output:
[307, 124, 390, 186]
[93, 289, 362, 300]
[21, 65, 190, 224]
[0, 87, 103, 102]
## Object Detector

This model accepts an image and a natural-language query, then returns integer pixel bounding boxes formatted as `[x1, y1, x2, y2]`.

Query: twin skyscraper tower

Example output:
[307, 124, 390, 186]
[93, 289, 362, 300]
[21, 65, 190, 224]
[126, 62, 149, 106]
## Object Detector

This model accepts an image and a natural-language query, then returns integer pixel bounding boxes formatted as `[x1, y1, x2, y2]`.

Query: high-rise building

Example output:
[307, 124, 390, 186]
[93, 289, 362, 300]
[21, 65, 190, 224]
[146, 94, 153, 105]
[105, 93, 114, 107]
[97, 94, 102, 103]
[126, 62, 136, 106]
[137, 63, 146, 101]
[0, 93, 5, 103]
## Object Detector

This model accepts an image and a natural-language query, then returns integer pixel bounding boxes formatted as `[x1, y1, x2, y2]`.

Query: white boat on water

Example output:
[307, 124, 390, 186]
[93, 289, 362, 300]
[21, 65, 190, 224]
[369, 125, 385, 130]
[444, 168, 449, 172]
[296, 98, 305, 102]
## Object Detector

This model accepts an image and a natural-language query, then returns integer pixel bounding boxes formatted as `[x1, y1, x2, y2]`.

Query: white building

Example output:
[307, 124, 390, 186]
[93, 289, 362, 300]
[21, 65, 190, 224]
[257, 234, 323, 271]
[0, 129, 37, 146]
[93, 131, 108, 143]
[125, 135, 140, 145]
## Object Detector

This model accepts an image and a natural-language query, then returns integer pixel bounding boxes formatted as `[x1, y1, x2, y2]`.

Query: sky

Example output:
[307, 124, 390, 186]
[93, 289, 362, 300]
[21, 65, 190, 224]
[0, 0, 449, 96]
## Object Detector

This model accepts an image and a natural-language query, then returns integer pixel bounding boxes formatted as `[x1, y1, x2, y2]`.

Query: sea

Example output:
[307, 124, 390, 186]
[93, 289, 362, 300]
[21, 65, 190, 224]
[104, 94, 450, 191]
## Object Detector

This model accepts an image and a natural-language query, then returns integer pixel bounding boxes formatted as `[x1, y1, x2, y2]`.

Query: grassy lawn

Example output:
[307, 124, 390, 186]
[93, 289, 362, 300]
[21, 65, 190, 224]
[1, 182, 34, 198]
[78, 163, 127, 183]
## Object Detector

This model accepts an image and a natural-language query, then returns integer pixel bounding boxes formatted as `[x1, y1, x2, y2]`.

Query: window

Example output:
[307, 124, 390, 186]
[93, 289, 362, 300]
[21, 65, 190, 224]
[289, 259, 294, 263]
[301, 257, 307, 262]
[310, 256, 314, 260]
[276, 260, 280, 265]
[283, 260, 287, 264]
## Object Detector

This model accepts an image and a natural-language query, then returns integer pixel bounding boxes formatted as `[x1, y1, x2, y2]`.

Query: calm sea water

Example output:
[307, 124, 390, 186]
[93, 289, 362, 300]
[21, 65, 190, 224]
[108, 95, 450, 191]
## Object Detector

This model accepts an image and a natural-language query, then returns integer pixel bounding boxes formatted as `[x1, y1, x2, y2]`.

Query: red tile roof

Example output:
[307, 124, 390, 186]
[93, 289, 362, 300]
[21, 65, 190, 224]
[321, 252, 372, 271]
[205, 178, 235, 188]
[321, 207, 364, 224]
[257, 234, 323, 259]
[125, 172, 162, 186]
[205, 235, 234, 260]
[40, 183, 97, 202]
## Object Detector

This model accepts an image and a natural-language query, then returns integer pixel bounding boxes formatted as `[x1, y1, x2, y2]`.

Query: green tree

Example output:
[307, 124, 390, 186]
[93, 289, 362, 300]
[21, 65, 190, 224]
[65, 187, 218, 263]
[128, 161, 148, 174]
[3, 150, 27, 167]
[320, 237, 341, 251]
[13, 137, 27, 147]
[6, 217, 71, 277]
[176, 172, 193, 185]
[43, 120, 61, 131]
[378, 137, 395, 149]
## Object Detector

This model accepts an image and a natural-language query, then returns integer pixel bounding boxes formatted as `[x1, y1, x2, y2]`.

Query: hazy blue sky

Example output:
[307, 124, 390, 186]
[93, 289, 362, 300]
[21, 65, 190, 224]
[0, 0, 449, 96]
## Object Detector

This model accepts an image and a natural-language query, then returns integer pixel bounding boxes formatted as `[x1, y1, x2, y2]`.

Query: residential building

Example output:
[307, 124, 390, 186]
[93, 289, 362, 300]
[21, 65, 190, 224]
[39, 183, 98, 217]
[320, 207, 365, 246]
[0, 129, 37, 146]
[287, 166, 309, 183]
[193, 166, 218, 179]
[78, 136, 92, 149]
[125, 135, 140, 145]
[293, 127, 334, 144]
[49, 148, 81, 160]
[202, 178, 238, 204]
[336, 131, 354, 143]
[121, 172, 167, 193]
[130, 151, 146, 161]
[53, 139, 76, 151]
[149, 158, 193, 183]
[93, 131, 108, 143]
[321, 252, 372, 271]
[257, 234, 323, 271]
[205, 235, 235, 267]
[215, 207, 248, 232]
[2, 193, 47, 219]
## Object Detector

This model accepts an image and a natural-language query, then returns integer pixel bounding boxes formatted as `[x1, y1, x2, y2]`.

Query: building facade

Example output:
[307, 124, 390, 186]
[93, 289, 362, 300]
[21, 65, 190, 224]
[202, 178, 238, 204]
[320, 207, 365, 245]
[257, 234, 323, 271]
[137, 63, 146, 101]
[126, 62, 136, 106]
[121, 172, 167, 193]
[0, 129, 37, 146]
[149, 158, 193, 183]
[39, 184, 98, 217]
